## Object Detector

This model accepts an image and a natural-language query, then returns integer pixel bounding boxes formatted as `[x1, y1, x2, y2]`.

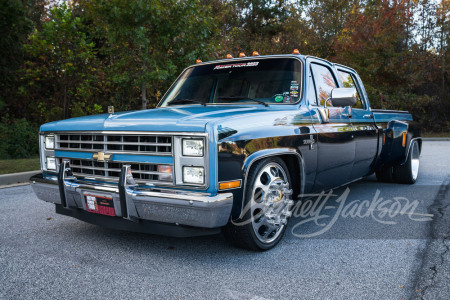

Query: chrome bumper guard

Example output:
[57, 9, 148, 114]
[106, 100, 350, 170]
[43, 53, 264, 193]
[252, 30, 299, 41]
[31, 161, 233, 229]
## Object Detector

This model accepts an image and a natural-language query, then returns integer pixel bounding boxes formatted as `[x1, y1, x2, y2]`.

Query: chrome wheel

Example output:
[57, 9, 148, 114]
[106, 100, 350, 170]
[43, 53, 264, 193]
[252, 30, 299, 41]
[411, 141, 420, 180]
[250, 162, 294, 244]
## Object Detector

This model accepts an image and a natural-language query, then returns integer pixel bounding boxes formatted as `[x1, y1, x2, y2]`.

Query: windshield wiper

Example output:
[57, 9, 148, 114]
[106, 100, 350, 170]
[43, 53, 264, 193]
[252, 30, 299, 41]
[217, 96, 268, 107]
[168, 98, 207, 106]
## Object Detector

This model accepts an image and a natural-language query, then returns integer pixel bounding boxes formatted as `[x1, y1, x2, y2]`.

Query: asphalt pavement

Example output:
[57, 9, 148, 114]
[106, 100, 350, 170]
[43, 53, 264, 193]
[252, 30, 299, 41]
[0, 141, 449, 299]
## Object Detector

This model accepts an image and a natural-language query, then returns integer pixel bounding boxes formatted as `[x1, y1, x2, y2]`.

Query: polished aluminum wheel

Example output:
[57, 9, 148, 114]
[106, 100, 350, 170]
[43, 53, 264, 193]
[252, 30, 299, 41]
[250, 162, 294, 244]
[411, 141, 420, 181]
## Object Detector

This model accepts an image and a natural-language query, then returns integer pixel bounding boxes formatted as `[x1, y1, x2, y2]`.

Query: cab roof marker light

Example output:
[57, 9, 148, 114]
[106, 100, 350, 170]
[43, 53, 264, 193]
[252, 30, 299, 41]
[252, 51, 260, 56]
[292, 49, 300, 54]
[239, 52, 246, 58]
[195, 59, 202, 64]
[226, 54, 233, 59]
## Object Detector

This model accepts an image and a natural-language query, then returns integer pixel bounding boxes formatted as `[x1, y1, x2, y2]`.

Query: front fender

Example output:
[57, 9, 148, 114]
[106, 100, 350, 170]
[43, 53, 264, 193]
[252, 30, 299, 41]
[238, 148, 306, 219]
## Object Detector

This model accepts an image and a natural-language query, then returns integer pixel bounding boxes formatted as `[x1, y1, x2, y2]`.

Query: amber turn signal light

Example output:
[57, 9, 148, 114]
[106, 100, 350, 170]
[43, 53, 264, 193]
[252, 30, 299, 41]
[219, 180, 241, 190]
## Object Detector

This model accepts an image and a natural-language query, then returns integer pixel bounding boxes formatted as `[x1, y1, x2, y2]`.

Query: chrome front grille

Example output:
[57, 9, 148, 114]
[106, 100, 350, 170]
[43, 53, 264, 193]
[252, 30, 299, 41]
[53, 132, 174, 184]
[67, 159, 172, 184]
[55, 133, 172, 155]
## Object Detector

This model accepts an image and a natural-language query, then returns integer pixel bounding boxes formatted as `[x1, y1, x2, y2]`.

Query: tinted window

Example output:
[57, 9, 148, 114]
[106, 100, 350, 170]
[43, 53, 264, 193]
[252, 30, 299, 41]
[338, 70, 363, 109]
[160, 58, 302, 106]
[310, 64, 337, 106]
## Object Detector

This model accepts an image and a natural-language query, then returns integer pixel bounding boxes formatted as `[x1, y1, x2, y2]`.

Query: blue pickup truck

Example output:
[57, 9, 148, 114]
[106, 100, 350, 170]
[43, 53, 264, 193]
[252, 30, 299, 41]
[31, 53, 421, 250]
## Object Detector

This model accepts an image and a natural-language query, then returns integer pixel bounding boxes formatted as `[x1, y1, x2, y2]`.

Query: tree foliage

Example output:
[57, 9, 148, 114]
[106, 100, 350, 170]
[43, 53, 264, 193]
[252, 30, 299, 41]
[0, 0, 32, 84]
[0, 0, 449, 158]
[78, 0, 218, 110]
[21, 4, 101, 123]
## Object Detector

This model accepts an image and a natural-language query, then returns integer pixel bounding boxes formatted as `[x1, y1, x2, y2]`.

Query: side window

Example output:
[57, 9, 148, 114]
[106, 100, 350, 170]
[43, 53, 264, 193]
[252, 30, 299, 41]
[337, 70, 363, 109]
[310, 63, 338, 106]
[307, 69, 317, 105]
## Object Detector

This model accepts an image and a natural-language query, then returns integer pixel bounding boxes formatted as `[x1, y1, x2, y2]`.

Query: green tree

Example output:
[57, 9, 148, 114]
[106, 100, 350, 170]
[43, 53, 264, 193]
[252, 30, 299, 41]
[82, 0, 218, 110]
[333, 0, 415, 103]
[436, 0, 449, 95]
[0, 0, 33, 114]
[0, 0, 32, 83]
[303, 0, 357, 58]
[221, 0, 305, 55]
[21, 4, 102, 122]
[0, 0, 448, 143]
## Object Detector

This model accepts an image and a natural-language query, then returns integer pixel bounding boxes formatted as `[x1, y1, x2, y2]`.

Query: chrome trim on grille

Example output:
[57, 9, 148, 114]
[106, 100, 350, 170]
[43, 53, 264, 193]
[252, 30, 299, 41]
[65, 158, 173, 185]
[55, 133, 172, 156]
[43, 131, 207, 136]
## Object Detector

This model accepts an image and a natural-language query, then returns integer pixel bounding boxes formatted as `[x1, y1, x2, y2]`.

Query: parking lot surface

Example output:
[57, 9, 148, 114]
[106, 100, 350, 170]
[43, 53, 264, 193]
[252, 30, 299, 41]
[1, 141, 449, 299]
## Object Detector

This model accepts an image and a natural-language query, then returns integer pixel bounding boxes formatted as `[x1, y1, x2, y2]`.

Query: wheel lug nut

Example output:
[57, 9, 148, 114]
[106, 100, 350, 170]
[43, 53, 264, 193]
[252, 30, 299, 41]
[284, 189, 293, 195]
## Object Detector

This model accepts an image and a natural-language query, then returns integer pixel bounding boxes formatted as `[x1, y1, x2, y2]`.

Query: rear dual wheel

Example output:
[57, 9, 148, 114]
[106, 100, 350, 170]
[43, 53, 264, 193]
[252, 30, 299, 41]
[375, 140, 420, 184]
[394, 140, 420, 184]
[223, 157, 294, 251]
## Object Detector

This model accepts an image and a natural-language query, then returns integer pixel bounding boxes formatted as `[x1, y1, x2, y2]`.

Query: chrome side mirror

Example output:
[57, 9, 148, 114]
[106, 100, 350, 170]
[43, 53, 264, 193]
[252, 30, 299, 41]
[330, 87, 357, 107]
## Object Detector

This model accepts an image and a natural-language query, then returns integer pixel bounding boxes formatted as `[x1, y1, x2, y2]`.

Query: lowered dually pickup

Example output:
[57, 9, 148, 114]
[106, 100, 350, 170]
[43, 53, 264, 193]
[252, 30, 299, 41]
[31, 52, 421, 250]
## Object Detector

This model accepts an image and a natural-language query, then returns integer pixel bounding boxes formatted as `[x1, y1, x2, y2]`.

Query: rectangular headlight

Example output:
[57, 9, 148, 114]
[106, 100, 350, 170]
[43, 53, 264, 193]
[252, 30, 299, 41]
[182, 139, 204, 156]
[183, 166, 204, 184]
[46, 157, 57, 170]
[45, 135, 55, 149]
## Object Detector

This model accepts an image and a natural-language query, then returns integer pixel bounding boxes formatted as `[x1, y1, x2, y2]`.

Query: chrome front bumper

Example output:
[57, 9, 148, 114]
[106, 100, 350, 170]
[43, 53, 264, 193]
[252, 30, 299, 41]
[31, 162, 233, 229]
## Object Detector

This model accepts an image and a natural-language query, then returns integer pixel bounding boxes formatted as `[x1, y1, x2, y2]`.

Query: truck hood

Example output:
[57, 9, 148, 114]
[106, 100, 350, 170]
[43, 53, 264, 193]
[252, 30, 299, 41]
[40, 105, 267, 132]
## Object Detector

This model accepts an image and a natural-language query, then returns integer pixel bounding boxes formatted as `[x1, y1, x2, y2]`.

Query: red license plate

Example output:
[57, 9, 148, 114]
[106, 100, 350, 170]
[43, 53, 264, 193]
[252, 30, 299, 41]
[85, 194, 115, 216]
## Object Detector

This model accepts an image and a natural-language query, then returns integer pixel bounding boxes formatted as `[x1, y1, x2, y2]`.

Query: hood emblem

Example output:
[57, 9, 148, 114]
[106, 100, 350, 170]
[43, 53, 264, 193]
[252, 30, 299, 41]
[92, 152, 111, 162]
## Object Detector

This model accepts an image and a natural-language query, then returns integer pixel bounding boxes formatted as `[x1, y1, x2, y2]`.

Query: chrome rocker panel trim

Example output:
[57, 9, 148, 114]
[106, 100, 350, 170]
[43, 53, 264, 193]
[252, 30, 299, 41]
[31, 162, 233, 232]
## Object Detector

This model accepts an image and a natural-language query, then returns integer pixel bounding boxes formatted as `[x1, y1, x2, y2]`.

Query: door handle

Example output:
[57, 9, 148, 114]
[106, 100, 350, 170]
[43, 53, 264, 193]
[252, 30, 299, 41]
[363, 114, 373, 119]
[342, 113, 352, 118]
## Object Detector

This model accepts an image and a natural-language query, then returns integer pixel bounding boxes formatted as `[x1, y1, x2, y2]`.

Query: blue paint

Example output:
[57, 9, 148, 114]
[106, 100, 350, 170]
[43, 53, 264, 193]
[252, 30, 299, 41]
[55, 151, 173, 165]
[112, 154, 173, 164]
[373, 112, 412, 123]
[40, 105, 279, 132]
[55, 151, 93, 159]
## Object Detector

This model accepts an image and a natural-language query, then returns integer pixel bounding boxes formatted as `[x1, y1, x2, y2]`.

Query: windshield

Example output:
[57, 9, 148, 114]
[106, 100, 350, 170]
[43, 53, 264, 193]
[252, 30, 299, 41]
[159, 58, 302, 107]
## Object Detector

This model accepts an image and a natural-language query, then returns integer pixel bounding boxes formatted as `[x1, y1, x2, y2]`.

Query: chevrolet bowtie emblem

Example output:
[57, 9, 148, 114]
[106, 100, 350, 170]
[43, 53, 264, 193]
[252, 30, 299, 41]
[92, 152, 111, 162]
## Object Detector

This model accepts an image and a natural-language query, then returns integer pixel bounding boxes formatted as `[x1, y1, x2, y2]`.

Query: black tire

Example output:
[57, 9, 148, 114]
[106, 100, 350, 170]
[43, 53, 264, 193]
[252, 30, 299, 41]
[393, 140, 420, 184]
[375, 165, 394, 183]
[223, 157, 293, 251]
